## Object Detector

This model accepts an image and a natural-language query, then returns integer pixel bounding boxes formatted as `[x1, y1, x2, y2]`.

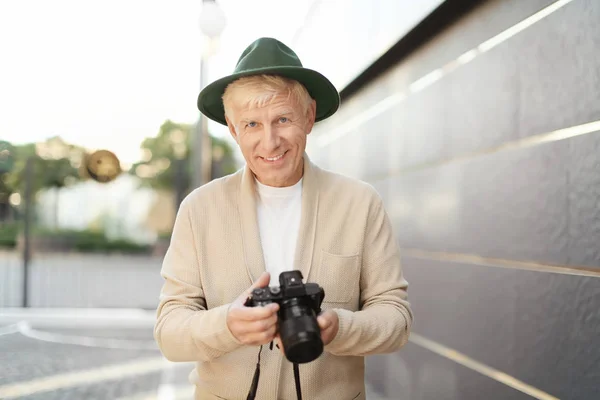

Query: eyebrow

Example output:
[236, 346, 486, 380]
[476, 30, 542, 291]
[239, 109, 295, 123]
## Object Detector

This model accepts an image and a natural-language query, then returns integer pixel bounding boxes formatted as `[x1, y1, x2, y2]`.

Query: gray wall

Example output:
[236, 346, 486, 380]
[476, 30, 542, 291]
[306, 0, 600, 399]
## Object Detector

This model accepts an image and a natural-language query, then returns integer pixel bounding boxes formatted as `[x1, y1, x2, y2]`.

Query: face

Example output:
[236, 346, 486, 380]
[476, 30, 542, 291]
[226, 94, 316, 187]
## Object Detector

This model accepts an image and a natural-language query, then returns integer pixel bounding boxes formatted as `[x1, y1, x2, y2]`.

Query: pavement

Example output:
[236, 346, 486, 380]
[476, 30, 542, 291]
[0, 308, 388, 400]
[0, 309, 194, 400]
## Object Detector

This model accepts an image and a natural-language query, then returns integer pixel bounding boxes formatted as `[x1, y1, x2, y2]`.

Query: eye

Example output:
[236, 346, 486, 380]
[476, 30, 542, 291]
[246, 122, 257, 128]
[278, 117, 289, 123]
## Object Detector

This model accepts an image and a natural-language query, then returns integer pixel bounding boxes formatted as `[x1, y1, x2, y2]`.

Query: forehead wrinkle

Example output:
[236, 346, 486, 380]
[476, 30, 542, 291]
[238, 104, 297, 122]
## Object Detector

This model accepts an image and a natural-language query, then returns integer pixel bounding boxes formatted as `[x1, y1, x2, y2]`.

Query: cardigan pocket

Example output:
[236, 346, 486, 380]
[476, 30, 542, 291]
[317, 249, 360, 303]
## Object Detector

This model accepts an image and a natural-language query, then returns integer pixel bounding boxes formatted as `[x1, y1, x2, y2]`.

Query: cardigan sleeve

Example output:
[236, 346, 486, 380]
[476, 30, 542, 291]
[324, 193, 413, 356]
[154, 197, 243, 362]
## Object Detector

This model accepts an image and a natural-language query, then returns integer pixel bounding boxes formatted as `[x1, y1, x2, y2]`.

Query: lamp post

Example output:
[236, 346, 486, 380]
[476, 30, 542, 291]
[169, 129, 187, 212]
[192, 0, 227, 189]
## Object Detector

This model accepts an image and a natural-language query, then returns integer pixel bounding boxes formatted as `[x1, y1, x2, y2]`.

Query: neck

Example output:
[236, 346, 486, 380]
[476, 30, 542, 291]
[255, 158, 304, 188]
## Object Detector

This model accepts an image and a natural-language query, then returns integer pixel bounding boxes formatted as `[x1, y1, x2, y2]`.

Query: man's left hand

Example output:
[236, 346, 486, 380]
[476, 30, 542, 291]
[274, 310, 339, 355]
[317, 309, 339, 346]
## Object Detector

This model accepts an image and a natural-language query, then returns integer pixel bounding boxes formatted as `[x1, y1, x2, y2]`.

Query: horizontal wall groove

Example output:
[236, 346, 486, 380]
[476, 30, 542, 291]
[402, 248, 600, 278]
[314, 0, 577, 149]
[409, 333, 560, 400]
[367, 119, 600, 183]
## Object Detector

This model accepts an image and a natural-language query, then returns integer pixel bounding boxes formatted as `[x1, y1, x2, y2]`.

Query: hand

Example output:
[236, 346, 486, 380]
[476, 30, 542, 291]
[317, 309, 339, 346]
[226, 272, 279, 346]
[273, 309, 339, 355]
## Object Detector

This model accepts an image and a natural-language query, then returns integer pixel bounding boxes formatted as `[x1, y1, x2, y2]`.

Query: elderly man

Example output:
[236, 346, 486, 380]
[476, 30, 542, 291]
[154, 37, 413, 400]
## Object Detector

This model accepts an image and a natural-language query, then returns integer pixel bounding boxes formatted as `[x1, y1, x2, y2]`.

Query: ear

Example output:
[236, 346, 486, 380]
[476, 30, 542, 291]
[225, 115, 239, 142]
[305, 99, 317, 135]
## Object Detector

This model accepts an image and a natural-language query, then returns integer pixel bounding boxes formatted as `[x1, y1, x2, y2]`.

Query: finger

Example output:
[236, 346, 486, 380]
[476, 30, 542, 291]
[230, 304, 279, 323]
[246, 325, 277, 345]
[237, 272, 271, 304]
[249, 271, 271, 290]
[230, 320, 277, 343]
[245, 313, 278, 333]
[317, 314, 331, 330]
[231, 303, 279, 321]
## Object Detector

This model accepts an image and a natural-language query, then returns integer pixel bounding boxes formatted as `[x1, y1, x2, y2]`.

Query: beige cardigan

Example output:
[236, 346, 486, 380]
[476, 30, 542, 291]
[154, 154, 413, 400]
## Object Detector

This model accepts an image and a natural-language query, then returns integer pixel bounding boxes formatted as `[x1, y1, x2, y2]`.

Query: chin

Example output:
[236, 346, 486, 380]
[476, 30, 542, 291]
[263, 173, 290, 186]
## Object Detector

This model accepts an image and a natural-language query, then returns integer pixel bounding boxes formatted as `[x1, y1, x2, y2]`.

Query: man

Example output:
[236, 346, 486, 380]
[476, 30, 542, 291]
[154, 37, 413, 400]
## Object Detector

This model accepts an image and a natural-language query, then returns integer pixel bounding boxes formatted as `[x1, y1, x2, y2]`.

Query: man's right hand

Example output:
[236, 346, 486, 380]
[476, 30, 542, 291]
[226, 271, 279, 346]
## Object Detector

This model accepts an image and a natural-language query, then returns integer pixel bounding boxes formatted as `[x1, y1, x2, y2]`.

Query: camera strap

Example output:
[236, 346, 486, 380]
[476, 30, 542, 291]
[293, 362, 302, 400]
[246, 346, 263, 400]
[246, 346, 304, 400]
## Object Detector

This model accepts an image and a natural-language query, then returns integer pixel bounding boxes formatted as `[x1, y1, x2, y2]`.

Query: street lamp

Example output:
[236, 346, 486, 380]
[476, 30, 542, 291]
[199, 0, 227, 40]
[169, 129, 187, 212]
[193, 0, 227, 189]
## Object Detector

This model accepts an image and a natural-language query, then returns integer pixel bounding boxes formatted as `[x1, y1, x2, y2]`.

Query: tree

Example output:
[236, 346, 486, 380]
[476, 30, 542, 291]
[210, 134, 238, 180]
[1, 137, 84, 227]
[0, 140, 16, 221]
[1, 142, 38, 223]
[131, 120, 238, 195]
[130, 120, 191, 191]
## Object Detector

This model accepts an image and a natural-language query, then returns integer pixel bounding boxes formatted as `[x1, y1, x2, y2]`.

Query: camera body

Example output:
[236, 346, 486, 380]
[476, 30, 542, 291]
[245, 270, 325, 364]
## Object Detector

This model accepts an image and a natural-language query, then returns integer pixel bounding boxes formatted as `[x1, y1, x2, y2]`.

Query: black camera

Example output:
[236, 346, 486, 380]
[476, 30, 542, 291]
[244, 270, 325, 364]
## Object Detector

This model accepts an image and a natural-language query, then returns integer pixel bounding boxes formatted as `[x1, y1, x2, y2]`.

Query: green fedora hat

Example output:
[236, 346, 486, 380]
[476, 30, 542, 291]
[197, 37, 340, 125]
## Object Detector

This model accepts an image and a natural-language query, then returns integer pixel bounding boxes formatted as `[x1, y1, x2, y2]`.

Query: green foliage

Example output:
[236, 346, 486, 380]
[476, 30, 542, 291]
[0, 140, 15, 173]
[0, 221, 19, 248]
[0, 137, 84, 226]
[0, 225, 150, 253]
[210, 135, 238, 179]
[2, 143, 35, 197]
[130, 119, 238, 194]
[130, 120, 192, 191]
[42, 158, 80, 188]
[1, 121, 238, 250]
[67, 231, 150, 254]
[2, 137, 82, 198]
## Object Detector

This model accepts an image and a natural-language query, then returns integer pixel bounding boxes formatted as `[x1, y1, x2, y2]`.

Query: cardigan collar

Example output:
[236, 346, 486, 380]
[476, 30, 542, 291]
[238, 152, 320, 286]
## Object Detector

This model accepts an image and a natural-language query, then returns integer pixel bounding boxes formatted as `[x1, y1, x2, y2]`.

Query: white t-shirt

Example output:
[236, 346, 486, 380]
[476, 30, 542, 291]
[255, 177, 303, 287]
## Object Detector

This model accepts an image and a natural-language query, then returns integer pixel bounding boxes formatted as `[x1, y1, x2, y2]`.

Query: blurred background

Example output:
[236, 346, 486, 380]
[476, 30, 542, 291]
[0, 0, 598, 399]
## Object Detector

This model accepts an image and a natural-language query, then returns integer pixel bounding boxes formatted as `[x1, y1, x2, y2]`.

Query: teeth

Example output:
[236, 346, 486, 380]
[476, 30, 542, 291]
[265, 153, 284, 161]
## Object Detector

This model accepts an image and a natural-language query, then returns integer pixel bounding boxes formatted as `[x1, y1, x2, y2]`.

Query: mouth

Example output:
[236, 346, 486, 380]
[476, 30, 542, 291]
[261, 151, 288, 164]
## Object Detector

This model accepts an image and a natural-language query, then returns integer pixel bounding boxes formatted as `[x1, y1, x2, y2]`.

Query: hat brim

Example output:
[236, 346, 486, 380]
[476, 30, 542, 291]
[197, 66, 340, 126]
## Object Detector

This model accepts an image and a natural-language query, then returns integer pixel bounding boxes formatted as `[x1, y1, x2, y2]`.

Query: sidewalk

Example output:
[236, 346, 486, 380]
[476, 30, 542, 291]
[0, 307, 156, 329]
[0, 307, 391, 400]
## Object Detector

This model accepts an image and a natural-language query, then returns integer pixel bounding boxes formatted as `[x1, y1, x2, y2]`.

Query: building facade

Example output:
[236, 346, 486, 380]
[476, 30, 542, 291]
[298, 0, 600, 399]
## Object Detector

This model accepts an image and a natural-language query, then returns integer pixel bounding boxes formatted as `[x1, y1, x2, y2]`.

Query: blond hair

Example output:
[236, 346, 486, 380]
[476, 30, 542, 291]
[222, 74, 313, 126]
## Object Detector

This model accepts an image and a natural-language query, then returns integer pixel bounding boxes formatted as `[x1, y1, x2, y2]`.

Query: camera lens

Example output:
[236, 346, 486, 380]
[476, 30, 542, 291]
[278, 298, 323, 364]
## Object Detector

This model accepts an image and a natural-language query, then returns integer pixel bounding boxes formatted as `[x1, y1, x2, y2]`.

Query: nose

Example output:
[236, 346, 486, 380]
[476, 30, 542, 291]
[261, 124, 281, 153]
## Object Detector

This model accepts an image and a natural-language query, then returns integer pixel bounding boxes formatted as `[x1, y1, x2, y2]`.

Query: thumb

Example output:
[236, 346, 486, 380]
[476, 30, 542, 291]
[237, 272, 270, 305]
[318, 314, 331, 329]
[240, 272, 270, 300]
[250, 271, 271, 290]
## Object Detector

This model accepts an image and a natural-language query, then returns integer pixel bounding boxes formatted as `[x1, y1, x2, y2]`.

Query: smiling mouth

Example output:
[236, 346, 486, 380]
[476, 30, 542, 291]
[262, 151, 287, 162]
